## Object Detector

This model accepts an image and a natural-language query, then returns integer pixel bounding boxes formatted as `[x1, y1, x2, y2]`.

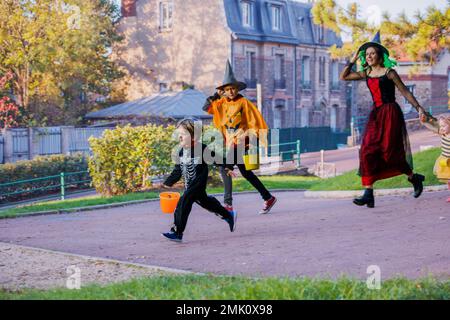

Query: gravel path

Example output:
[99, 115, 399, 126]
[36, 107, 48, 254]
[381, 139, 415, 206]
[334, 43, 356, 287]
[0, 242, 189, 291]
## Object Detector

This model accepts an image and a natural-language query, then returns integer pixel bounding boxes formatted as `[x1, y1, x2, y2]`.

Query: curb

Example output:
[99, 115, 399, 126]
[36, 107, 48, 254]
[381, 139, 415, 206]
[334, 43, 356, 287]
[0, 242, 195, 276]
[304, 184, 448, 199]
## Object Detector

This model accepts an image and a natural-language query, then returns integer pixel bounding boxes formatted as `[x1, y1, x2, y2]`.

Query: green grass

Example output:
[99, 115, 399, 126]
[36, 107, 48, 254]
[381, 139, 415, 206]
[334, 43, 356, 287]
[0, 147, 443, 218]
[310, 147, 444, 191]
[1, 274, 448, 300]
[0, 192, 160, 219]
[208, 175, 320, 194]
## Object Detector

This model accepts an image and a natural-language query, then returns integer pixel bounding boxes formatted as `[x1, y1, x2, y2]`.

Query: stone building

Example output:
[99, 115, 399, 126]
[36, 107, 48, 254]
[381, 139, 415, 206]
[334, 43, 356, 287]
[114, 0, 348, 131]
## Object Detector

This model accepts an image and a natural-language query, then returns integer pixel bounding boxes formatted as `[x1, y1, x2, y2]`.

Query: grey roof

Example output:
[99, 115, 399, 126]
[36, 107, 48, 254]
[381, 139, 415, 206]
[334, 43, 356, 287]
[224, 0, 342, 47]
[85, 89, 211, 120]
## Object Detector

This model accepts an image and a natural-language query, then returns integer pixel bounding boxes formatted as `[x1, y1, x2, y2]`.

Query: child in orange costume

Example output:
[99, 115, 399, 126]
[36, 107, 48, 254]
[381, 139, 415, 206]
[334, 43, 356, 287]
[203, 61, 277, 214]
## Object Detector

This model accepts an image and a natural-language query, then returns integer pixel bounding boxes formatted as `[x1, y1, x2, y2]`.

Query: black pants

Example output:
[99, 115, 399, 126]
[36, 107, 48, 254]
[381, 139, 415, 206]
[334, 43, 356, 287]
[220, 146, 272, 205]
[173, 188, 232, 235]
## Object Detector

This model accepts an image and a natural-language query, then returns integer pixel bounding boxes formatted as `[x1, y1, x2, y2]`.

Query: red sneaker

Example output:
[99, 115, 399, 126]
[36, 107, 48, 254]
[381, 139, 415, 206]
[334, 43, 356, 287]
[259, 196, 277, 214]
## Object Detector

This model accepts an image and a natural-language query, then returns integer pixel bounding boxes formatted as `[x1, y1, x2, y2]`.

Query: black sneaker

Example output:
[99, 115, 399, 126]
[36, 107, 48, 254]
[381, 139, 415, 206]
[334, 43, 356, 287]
[161, 231, 183, 242]
[224, 210, 237, 232]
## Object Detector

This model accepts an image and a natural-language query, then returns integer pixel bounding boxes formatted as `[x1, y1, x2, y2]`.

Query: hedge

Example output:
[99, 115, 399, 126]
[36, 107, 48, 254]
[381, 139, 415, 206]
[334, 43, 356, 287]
[0, 154, 90, 203]
[88, 124, 177, 196]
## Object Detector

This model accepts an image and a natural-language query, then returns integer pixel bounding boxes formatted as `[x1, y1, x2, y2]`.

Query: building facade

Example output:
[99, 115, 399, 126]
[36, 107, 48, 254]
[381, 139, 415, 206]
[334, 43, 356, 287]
[114, 0, 348, 131]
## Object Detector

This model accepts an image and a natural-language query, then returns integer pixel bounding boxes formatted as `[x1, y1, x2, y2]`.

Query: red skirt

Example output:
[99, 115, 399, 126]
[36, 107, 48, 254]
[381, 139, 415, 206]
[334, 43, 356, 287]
[358, 102, 413, 186]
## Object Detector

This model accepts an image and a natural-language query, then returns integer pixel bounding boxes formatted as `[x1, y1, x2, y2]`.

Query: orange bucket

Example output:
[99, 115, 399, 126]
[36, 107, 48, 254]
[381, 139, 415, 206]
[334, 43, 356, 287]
[159, 192, 180, 214]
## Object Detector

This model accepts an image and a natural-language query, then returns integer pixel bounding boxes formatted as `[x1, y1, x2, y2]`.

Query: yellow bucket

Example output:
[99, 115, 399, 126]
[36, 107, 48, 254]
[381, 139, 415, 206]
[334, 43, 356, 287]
[243, 153, 260, 171]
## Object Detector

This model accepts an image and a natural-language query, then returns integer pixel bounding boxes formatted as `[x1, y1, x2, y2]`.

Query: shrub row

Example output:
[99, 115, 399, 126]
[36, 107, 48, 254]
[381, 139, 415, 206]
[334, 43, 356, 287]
[0, 154, 89, 203]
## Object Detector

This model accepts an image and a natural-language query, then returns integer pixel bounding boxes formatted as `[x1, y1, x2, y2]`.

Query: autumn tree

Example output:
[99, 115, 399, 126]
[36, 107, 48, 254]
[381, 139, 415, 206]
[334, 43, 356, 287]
[0, 0, 124, 126]
[311, 0, 449, 63]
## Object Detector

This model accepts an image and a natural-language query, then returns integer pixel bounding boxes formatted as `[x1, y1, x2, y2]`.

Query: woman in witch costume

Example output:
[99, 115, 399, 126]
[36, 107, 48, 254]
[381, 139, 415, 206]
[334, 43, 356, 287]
[340, 31, 431, 208]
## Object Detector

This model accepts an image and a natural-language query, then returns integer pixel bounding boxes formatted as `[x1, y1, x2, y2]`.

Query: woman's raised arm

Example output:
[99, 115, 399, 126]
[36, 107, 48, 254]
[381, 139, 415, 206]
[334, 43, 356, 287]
[340, 51, 366, 81]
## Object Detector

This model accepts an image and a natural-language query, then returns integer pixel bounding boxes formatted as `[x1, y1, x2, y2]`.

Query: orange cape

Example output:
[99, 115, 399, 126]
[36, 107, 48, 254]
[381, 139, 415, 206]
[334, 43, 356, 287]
[207, 96, 268, 147]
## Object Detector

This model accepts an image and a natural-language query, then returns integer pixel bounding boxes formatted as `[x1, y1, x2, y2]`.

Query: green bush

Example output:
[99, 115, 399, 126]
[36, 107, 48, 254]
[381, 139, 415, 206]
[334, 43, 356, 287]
[0, 154, 89, 203]
[88, 124, 177, 196]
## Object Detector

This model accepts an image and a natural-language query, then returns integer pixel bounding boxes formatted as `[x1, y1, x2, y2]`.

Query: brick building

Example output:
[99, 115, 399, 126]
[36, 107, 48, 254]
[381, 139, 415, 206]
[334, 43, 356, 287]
[113, 0, 348, 131]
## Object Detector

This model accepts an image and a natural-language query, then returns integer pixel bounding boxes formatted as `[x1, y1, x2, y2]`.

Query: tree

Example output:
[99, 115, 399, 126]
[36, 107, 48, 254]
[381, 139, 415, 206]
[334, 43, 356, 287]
[0, 0, 124, 126]
[0, 70, 21, 129]
[0, 96, 20, 129]
[311, 0, 449, 64]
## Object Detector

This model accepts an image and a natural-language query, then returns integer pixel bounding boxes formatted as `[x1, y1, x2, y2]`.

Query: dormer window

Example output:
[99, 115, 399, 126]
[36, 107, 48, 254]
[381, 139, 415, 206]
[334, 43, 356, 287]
[271, 5, 281, 31]
[241, 1, 253, 27]
[318, 24, 324, 43]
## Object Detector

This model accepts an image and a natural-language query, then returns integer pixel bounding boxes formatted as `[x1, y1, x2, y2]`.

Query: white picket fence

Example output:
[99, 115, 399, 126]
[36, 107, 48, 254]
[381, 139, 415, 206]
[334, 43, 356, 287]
[0, 126, 115, 164]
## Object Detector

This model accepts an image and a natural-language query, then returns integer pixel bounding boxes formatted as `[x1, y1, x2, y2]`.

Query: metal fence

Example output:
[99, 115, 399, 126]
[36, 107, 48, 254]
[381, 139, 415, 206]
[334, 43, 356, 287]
[36, 127, 62, 155]
[1, 126, 115, 163]
[12, 128, 29, 162]
[268, 127, 348, 154]
[69, 127, 111, 154]
[0, 170, 92, 205]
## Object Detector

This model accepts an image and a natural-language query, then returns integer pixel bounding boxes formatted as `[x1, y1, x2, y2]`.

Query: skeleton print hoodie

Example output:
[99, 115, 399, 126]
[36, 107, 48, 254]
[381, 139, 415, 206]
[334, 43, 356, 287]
[164, 143, 233, 191]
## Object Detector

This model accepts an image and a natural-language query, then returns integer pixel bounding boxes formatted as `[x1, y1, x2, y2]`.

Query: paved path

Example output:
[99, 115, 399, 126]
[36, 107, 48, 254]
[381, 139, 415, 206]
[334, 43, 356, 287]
[1, 190, 449, 281]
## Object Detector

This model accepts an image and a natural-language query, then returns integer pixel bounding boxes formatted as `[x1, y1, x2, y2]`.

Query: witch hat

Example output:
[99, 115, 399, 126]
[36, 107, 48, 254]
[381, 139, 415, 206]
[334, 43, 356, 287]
[357, 31, 389, 56]
[216, 60, 247, 91]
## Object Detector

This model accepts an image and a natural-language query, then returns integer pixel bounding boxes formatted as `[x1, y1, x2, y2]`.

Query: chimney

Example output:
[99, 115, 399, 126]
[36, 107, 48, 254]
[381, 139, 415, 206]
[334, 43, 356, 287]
[121, 0, 137, 17]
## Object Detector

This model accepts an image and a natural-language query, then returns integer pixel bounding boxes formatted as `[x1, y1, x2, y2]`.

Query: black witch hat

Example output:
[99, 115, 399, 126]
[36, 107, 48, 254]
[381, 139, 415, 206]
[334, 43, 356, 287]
[216, 60, 247, 91]
[357, 31, 389, 56]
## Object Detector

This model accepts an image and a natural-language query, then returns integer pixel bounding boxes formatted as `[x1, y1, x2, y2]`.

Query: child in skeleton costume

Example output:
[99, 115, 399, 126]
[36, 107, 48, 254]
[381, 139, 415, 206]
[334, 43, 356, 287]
[161, 118, 237, 242]
[340, 31, 431, 208]
[203, 61, 277, 214]
[421, 113, 450, 202]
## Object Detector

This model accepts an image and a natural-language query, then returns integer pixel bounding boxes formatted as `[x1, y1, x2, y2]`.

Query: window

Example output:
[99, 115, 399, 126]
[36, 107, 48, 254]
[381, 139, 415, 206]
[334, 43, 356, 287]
[274, 101, 285, 128]
[404, 85, 415, 105]
[274, 54, 284, 80]
[241, 1, 253, 27]
[331, 61, 339, 89]
[319, 57, 326, 84]
[274, 53, 285, 89]
[271, 5, 281, 31]
[318, 25, 324, 43]
[159, 82, 168, 92]
[159, 1, 173, 31]
[301, 56, 311, 87]
[245, 51, 256, 80]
